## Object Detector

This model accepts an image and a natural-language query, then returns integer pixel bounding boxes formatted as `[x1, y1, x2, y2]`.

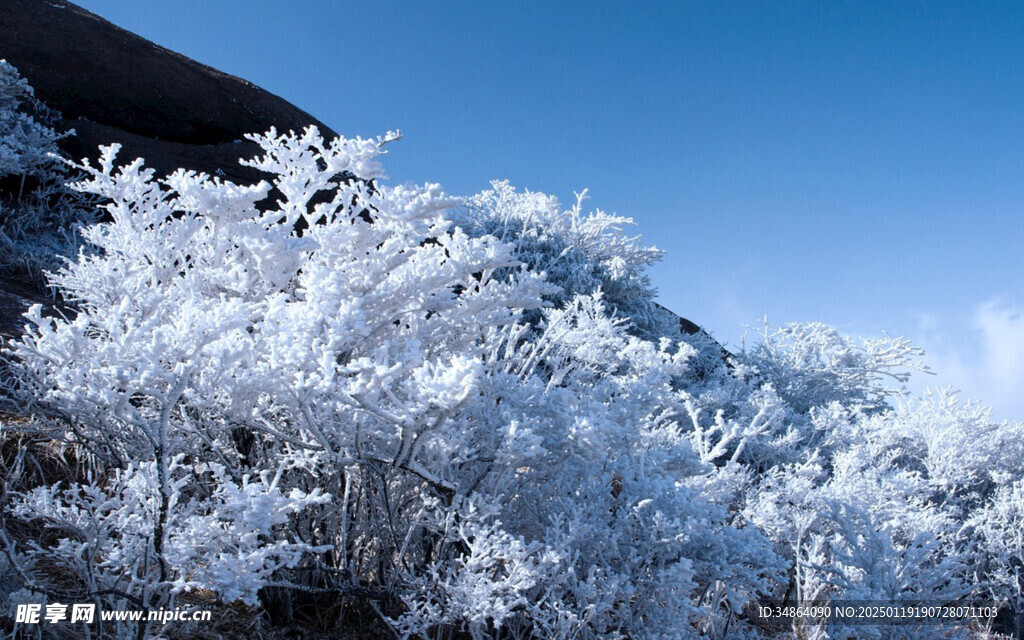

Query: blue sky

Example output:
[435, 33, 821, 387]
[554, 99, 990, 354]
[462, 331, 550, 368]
[73, 0, 1024, 420]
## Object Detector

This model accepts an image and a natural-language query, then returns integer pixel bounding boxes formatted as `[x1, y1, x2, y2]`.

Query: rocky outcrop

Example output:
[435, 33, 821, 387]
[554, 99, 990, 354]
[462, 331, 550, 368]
[0, 0, 338, 335]
[0, 0, 335, 183]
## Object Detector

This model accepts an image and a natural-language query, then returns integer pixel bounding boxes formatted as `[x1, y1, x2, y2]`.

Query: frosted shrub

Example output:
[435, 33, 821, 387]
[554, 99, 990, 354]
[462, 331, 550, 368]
[2, 64, 1020, 638]
[0, 60, 94, 274]
[802, 503, 970, 640]
[973, 480, 1024, 636]
[460, 181, 668, 335]
[736, 348, 1022, 638]
[4, 127, 782, 639]
[0, 60, 62, 179]
[9, 457, 328, 609]
[741, 321, 926, 414]
[5, 127, 540, 634]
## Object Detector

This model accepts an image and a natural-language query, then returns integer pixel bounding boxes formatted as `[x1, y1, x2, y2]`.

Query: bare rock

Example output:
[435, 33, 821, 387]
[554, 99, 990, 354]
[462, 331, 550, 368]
[0, 0, 335, 182]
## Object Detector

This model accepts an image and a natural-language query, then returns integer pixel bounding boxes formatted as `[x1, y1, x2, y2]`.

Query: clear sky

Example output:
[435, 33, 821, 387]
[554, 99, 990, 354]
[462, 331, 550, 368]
[71, 0, 1024, 420]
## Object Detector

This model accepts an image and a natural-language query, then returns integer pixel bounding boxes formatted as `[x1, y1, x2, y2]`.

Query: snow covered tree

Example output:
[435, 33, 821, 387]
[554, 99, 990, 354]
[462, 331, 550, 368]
[1, 59, 1021, 639]
[740, 321, 927, 414]
[4, 127, 783, 639]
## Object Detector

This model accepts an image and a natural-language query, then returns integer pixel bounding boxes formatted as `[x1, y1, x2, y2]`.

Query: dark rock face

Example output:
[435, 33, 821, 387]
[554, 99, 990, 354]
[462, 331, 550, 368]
[0, 0, 336, 183]
[0, 274, 52, 338]
[0, 0, 340, 333]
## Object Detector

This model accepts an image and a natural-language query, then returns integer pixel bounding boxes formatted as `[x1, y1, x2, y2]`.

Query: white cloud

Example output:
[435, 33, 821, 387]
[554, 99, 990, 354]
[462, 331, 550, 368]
[914, 298, 1024, 423]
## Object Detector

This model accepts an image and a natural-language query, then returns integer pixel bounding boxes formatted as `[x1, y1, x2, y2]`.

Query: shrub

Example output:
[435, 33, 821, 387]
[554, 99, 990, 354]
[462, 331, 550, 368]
[4, 127, 778, 639]
[0, 60, 94, 275]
